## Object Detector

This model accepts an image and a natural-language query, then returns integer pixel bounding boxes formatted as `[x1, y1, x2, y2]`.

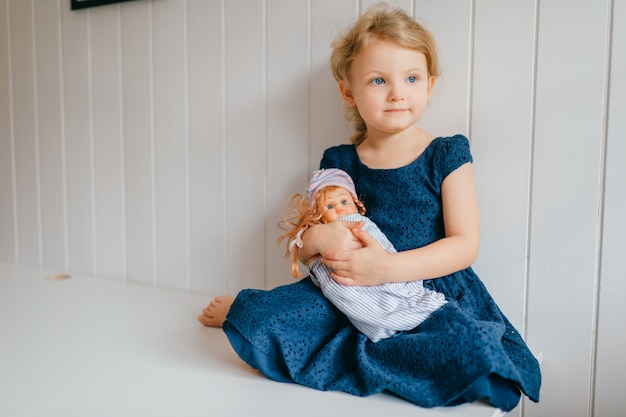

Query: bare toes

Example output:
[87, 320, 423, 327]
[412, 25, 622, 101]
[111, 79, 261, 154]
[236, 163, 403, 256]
[198, 296, 235, 328]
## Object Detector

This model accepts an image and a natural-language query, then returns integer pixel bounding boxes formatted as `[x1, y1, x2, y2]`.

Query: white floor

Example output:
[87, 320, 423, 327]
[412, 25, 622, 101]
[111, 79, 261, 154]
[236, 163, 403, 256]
[0, 261, 505, 417]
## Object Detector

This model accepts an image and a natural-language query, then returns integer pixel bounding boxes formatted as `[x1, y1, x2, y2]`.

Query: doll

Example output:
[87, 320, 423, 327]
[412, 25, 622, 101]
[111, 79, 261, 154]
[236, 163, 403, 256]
[278, 169, 447, 342]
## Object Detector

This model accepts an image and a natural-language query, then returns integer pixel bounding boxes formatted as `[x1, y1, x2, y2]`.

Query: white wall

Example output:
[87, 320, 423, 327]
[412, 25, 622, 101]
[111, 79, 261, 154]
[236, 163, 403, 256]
[0, 0, 624, 416]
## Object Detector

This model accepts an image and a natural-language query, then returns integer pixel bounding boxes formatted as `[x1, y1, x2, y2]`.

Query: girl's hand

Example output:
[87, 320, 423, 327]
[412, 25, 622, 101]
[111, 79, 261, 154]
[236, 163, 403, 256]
[321, 228, 392, 286]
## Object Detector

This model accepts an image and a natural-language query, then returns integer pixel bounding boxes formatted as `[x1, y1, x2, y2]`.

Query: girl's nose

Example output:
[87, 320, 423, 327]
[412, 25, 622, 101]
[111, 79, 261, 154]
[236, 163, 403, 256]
[387, 84, 404, 102]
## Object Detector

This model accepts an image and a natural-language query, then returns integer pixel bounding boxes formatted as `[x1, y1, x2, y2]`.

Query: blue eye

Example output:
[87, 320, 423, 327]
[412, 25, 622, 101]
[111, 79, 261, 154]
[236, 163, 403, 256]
[341, 200, 349, 205]
[326, 204, 334, 210]
[407, 75, 417, 83]
[371, 77, 385, 85]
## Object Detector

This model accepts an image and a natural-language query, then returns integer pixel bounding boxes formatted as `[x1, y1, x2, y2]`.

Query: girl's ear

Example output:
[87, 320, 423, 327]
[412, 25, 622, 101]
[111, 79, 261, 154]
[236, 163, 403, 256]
[427, 75, 436, 100]
[338, 80, 356, 107]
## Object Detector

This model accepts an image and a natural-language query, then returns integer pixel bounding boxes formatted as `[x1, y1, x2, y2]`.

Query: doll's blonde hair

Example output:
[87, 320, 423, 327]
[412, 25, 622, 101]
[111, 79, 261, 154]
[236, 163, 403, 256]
[330, 3, 440, 146]
[278, 186, 366, 278]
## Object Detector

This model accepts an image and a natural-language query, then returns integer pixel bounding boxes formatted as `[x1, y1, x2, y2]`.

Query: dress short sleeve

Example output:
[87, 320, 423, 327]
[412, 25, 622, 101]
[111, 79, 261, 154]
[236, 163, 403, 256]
[320, 144, 355, 172]
[433, 135, 473, 185]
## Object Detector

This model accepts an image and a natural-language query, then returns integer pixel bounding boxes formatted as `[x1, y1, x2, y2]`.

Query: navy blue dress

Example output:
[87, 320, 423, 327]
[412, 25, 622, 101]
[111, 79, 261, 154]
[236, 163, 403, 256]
[223, 135, 541, 411]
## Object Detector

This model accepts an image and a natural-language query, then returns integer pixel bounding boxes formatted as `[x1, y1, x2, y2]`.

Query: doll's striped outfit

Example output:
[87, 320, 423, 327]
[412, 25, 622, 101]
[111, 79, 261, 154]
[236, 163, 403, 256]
[307, 213, 447, 342]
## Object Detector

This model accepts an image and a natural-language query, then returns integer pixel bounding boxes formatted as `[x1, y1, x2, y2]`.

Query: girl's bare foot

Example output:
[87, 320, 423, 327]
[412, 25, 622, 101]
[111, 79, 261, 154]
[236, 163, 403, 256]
[198, 296, 235, 327]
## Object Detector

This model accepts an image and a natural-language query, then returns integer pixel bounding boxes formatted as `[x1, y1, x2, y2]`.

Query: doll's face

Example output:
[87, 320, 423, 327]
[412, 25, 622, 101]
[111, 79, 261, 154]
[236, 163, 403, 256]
[319, 187, 358, 222]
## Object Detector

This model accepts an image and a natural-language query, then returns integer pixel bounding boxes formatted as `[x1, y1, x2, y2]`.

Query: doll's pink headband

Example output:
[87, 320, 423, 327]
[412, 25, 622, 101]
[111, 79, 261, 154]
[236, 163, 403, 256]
[306, 169, 357, 204]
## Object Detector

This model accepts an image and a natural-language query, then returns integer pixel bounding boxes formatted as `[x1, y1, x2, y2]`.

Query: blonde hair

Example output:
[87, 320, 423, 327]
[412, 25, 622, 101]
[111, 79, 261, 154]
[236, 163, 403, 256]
[277, 186, 366, 278]
[330, 3, 440, 146]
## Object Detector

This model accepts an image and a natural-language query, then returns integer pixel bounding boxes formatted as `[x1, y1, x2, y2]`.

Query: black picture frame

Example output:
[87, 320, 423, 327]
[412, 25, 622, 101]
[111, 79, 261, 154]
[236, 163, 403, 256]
[71, 0, 138, 10]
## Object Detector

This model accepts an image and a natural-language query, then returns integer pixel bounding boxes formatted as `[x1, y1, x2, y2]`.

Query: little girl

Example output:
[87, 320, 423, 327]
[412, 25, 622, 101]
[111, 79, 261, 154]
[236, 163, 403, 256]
[278, 168, 447, 342]
[199, 4, 541, 411]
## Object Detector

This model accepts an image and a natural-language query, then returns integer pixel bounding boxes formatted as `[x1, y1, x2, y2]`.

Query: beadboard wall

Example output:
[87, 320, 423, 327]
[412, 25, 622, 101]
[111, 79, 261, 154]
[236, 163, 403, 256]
[0, 0, 624, 416]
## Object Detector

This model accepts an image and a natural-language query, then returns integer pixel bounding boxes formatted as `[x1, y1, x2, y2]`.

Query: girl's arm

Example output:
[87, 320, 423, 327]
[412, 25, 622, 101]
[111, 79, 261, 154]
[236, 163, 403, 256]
[298, 220, 365, 265]
[324, 162, 480, 285]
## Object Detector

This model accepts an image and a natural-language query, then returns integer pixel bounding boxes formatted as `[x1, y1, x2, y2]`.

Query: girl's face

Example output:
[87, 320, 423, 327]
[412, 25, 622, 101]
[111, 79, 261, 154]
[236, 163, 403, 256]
[320, 187, 358, 223]
[339, 40, 435, 140]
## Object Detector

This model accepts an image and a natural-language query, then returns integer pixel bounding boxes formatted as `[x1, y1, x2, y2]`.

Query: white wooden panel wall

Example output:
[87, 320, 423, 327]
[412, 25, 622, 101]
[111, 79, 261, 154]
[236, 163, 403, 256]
[1, 1, 625, 416]
[525, 1, 610, 416]
[0, 1, 12, 261]
[224, 0, 266, 292]
[186, 0, 226, 294]
[35, 1, 67, 271]
[308, 0, 354, 170]
[265, 0, 310, 289]
[594, 0, 626, 415]
[120, 1, 155, 286]
[10, 1, 39, 268]
[60, 3, 93, 274]
[471, 0, 535, 339]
